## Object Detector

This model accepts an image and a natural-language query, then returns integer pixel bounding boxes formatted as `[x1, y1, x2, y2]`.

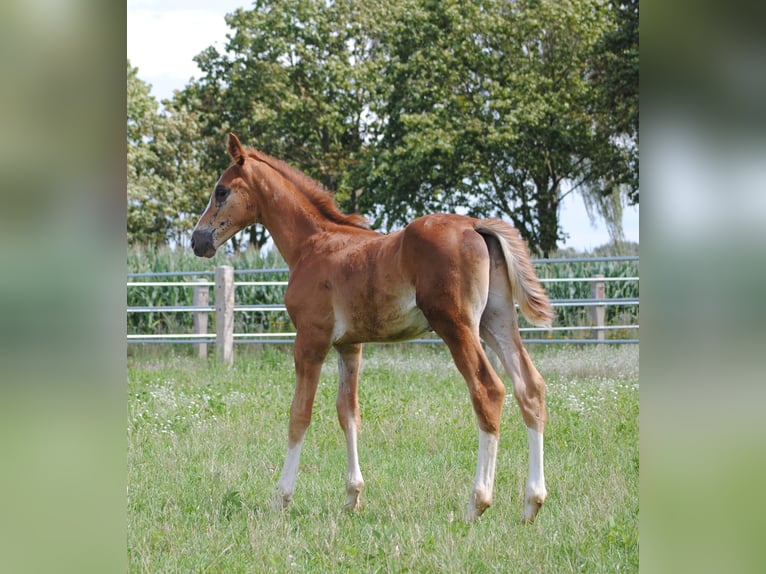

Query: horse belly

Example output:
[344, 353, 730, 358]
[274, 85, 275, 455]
[334, 291, 430, 344]
[375, 302, 431, 342]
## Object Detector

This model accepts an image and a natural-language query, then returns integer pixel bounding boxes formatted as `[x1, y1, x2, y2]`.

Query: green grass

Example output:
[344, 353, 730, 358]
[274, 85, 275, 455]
[128, 344, 638, 573]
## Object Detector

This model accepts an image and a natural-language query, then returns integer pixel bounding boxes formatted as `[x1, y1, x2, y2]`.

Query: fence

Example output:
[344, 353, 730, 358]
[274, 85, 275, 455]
[127, 256, 639, 362]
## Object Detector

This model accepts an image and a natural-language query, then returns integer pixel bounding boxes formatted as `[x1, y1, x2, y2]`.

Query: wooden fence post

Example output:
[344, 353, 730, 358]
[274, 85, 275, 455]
[590, 274, 606, 341]
[192, 284, 209, 359]
[215, 265, 234, 366]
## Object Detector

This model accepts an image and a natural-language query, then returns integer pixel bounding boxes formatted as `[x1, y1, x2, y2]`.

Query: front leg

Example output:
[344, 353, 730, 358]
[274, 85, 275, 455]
[272, 330, 330, 510]
[336, 344, 365, 511]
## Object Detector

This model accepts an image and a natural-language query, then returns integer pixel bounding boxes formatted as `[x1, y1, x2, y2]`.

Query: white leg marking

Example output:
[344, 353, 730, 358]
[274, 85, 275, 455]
[466, 429, 499, 521]
[272, 438, 304, 510]
[524, 427, 547, 522]
[343, 419, 365, 510]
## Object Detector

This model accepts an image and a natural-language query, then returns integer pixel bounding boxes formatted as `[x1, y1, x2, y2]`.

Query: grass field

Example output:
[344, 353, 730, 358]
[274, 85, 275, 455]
[128, 344, 638, 573]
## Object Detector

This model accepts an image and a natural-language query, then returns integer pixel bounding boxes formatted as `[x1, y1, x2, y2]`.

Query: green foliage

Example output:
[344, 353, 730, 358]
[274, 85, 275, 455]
[366, 0, 631, 256]
[128, 345, 638, 572]
[589, 0, 639, 204]
[129, 0, 639, 257]
[127, 61, 214, 247]
[178, 0, 380, 211]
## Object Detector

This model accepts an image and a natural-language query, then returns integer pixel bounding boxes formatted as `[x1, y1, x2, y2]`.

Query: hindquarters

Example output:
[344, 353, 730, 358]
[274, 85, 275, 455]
[399, 215, 552, 333]
[401, 215, 493, 327]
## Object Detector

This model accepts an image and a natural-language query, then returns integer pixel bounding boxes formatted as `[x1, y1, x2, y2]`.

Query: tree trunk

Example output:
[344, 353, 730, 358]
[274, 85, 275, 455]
[535, 178, 560, 258]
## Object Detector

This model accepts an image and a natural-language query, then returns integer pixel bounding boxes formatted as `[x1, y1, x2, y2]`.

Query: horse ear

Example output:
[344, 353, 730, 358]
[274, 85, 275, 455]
[228, 133, 245, 166]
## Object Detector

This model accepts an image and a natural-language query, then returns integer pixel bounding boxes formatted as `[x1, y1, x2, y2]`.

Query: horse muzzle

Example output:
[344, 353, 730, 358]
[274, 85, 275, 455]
[191, 228, 216, 258]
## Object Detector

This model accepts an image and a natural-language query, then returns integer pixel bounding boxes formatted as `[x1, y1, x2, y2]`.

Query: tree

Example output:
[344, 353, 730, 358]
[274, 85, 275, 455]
[183, 1, 382, 199]
[175, 0, 399, 249]
[364, 0, 631, 256]
[588, 0, 639, 205]
[127, 60, 211, 247]
[134, 0, 639, 256]
[475, 0, 622, 256]
[359, 0, 486, 227]
[127, 61, 167, 245]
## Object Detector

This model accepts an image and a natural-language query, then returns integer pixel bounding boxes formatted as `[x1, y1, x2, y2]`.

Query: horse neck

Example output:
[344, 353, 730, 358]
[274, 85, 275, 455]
[255, 180, 329, 268]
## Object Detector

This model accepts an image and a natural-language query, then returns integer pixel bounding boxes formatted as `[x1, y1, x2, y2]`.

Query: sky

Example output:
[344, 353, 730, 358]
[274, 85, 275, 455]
[127, 0, 639, 251]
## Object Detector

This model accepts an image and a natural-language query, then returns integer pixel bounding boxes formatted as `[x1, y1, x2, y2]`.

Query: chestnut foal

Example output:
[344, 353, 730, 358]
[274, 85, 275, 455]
[192, 134, 553, 521]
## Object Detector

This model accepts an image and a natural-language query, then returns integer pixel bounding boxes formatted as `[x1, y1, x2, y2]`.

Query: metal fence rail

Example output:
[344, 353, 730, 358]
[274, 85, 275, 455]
[127, 257, 639, 358]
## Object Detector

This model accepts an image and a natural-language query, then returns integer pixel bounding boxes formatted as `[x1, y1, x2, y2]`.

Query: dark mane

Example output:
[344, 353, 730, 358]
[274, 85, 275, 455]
[247, 149, 371, 230]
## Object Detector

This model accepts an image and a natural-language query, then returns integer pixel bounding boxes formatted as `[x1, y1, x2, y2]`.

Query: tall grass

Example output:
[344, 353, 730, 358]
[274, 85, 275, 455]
[533, 258, 640, 338]
[127, 245, 290, 337]
[128, 344, 638, 572]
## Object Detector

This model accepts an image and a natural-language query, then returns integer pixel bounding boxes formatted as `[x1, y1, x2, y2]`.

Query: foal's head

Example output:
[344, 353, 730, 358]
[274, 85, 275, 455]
[191, 133, 259, 258]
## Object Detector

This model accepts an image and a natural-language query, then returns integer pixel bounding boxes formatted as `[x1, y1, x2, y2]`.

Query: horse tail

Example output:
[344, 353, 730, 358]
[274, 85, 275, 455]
[475, 220, 554, 328]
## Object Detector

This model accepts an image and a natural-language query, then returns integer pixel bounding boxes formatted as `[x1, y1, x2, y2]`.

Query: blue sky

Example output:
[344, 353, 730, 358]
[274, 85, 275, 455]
[127, 0, 638, 251]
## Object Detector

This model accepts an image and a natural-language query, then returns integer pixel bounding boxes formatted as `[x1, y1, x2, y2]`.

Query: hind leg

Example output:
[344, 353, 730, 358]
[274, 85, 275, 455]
[410, 223, 508, 520]
[481, 304, 548, 523]
[432, 322, 506, 521]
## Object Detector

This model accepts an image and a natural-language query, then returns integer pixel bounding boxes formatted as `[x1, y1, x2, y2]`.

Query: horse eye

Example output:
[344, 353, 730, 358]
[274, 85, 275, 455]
[215, 185, 230, 202]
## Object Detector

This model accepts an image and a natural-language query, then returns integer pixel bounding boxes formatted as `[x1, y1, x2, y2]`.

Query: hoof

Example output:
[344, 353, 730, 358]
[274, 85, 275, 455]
[522, 490, 546, 523]
[343, 480, 364, 512]
[270, 490, 291, 512]
[343, 496, 362, 512]
[465, 490, 492, 522]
